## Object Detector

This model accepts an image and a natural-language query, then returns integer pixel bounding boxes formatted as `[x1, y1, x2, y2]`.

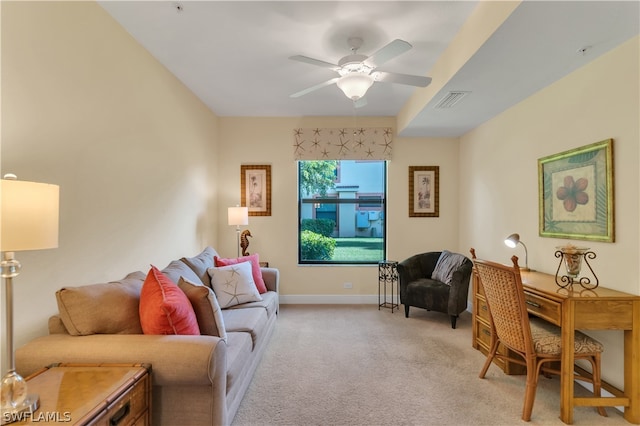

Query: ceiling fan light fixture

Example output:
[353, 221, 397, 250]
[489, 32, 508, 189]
[336, 72, 374, 101]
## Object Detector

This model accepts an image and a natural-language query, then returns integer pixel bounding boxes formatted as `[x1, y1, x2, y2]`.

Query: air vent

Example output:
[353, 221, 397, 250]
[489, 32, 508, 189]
[434, 91, 470, 109]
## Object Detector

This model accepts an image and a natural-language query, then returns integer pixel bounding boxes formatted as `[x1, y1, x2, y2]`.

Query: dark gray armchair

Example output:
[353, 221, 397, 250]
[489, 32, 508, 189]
[398, 251, 473, 329]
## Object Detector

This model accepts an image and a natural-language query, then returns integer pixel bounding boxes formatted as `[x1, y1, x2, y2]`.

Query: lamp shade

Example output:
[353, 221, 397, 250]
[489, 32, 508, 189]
[1, 178, 59, 252]
[228, 206, 249, 226]
[504, 233, 521, 248]
[336, 72, 375, 100]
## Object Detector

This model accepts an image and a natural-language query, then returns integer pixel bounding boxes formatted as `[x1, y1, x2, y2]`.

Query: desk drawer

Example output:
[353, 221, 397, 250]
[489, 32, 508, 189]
[475, 319, 493, 349]
[524, 291, 561, 325]
[89, 372, 149, 426]
[476, 297, 491, 322]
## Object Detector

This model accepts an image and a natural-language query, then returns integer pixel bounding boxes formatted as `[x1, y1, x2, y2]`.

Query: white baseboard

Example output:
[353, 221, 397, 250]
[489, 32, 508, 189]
[280, 294, 383, 304]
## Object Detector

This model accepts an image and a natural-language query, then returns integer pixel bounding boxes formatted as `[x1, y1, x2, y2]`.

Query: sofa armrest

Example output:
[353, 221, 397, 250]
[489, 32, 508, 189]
[16, 333, 226, 388]
[260, 267, 279, 293]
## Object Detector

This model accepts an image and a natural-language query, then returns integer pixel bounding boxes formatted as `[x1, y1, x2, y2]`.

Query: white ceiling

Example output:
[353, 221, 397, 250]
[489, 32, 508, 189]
[98, 1, 639, 137]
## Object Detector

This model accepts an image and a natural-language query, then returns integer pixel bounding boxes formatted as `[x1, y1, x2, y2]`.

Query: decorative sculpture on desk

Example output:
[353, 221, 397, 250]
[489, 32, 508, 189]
[554, 243, 599, 289]
[240, 230, 252, 256]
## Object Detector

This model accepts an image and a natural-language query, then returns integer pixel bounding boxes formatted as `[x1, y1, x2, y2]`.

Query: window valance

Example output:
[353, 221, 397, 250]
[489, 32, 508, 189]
[293, 127, 393, 160]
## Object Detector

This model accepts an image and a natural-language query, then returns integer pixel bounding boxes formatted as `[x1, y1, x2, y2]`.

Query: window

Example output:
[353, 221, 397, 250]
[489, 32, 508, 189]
[298, 160, 386, 264]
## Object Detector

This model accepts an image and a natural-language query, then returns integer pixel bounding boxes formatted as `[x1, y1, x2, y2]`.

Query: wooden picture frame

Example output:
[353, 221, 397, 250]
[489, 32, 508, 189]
[241, 165, 271, 216]
[538, 139, 614, 242]
[409, 166, 439, 217]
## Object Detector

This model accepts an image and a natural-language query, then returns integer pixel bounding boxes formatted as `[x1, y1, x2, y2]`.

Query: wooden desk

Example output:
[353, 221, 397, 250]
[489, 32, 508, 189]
[472, 270, 640, 424]
[519, 271, 640, 424]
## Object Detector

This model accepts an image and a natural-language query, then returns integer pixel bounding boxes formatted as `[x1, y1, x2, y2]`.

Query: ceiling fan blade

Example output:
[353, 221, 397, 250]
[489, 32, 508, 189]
[363, 39, 412, 68]
[289, 55, 340, 71]
[374, 71, 432, 87]
[290, 77, 340, 98]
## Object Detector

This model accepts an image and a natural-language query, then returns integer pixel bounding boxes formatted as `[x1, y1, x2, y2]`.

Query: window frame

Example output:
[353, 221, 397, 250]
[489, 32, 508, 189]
[298, 160, 387, 265]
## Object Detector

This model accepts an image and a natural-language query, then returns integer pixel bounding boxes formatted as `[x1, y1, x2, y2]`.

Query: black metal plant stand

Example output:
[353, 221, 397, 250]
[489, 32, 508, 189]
[378, 260, 399, 312]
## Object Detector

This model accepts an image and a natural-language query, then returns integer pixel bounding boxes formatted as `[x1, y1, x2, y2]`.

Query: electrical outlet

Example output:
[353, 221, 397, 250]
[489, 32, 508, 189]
[343, 282, 353, 289]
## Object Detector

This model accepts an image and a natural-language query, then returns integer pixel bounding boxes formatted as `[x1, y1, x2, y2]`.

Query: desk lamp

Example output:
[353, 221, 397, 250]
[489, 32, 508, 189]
[1, 175, 59, 423]
[504, 233, 530, 271]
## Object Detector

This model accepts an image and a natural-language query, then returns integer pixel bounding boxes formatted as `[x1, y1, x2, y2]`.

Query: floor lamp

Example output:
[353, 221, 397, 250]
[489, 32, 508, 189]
[1, 175, 59, 423]
[228, 206, 248, 257]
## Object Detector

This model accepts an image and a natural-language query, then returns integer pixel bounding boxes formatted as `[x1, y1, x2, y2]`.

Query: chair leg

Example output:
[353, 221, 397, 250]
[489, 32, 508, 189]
[404, 305, 409, 318]
[522, 357, 541, 422]
[479, 338, 499, 378]
[450, 315, 457, 329]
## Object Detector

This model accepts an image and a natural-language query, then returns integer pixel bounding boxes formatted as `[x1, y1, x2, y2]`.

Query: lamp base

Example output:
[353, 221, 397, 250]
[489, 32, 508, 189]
[1, 394, 39, 425]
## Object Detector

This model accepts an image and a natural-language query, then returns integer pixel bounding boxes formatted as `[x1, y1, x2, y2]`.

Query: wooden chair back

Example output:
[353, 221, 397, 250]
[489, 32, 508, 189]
[472, 255, 534, 358]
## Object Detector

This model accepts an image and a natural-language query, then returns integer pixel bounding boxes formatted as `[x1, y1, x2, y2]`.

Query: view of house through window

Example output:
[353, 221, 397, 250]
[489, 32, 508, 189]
[298, 160, 386, 264]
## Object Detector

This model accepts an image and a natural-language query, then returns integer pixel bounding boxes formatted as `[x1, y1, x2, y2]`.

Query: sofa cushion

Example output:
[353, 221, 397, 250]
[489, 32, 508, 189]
[208, 262, 262, 308]
[222, 307, 268, 349]
[162, 259, 205, 287]
[56, 271, 146, 336]
[225, 332, 254, 399]
[178, 277, 227, 341]
[139, 266, 200, 335]
[225, 290, 278, 318]
[181, 246, 219, 287]
[214, 254, 267, 294]
[431, 250, 468, 285]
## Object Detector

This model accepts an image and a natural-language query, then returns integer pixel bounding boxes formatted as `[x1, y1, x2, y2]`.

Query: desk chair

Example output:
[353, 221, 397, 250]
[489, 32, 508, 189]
[471, 250, 607, 422]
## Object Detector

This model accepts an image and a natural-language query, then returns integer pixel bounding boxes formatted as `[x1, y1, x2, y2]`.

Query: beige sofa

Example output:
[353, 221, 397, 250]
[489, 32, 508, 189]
[16, 247, 278, 426]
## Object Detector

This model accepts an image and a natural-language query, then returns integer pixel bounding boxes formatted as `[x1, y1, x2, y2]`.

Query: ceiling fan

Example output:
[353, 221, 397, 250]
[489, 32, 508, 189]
[289, 37, 432, 106]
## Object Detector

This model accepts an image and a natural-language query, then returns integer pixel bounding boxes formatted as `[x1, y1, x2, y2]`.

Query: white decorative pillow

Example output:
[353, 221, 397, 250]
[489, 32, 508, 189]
[208, 261, 263, 308]
[177, 277, 227, 342]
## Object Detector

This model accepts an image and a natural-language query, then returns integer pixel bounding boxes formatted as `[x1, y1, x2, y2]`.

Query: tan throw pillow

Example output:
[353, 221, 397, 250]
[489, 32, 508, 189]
[178, 277, 227, 341]
[56, 271, 145, 336]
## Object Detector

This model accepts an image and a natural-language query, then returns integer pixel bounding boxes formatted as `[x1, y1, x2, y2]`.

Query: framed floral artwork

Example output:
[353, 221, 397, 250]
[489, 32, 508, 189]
[241, 165, 271, 216]
[409, 166, 439, 217]
[538, 139, 614, 242]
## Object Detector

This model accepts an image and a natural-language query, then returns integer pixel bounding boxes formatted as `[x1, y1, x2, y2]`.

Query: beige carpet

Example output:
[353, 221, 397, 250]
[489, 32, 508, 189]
[232, 305, 628, 426]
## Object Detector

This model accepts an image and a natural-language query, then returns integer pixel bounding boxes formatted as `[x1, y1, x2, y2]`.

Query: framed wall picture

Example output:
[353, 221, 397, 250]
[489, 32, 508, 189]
[538, 139, 614, 242]
[241, 165, 271, 216]
[409, 166, 439, 217]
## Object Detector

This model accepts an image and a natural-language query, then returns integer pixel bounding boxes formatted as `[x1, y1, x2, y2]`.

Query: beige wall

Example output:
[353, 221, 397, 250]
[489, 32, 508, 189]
[1, 0, 219, 368]
[458, 36, 640, 388]
[2, 0, 638, 394]
[216, 117, 461, 301]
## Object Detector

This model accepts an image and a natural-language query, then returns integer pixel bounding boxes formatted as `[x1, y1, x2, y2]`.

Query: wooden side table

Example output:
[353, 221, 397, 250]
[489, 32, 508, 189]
[9, 363, 151, 426]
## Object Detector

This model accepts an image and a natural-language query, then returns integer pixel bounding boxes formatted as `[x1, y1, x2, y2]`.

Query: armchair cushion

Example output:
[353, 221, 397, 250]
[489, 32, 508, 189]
[431, 250, 468, 285]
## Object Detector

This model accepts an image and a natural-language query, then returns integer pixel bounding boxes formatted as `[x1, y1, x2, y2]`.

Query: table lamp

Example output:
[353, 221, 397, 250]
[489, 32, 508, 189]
[228, 205, 249, 257]
[504, 233, 530, 271]
[1, 175, 59, 423]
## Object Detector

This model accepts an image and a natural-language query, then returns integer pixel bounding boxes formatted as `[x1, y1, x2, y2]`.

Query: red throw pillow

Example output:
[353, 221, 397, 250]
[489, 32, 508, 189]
[214, 253, 267, 294]
[139, 265, 200, 335]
